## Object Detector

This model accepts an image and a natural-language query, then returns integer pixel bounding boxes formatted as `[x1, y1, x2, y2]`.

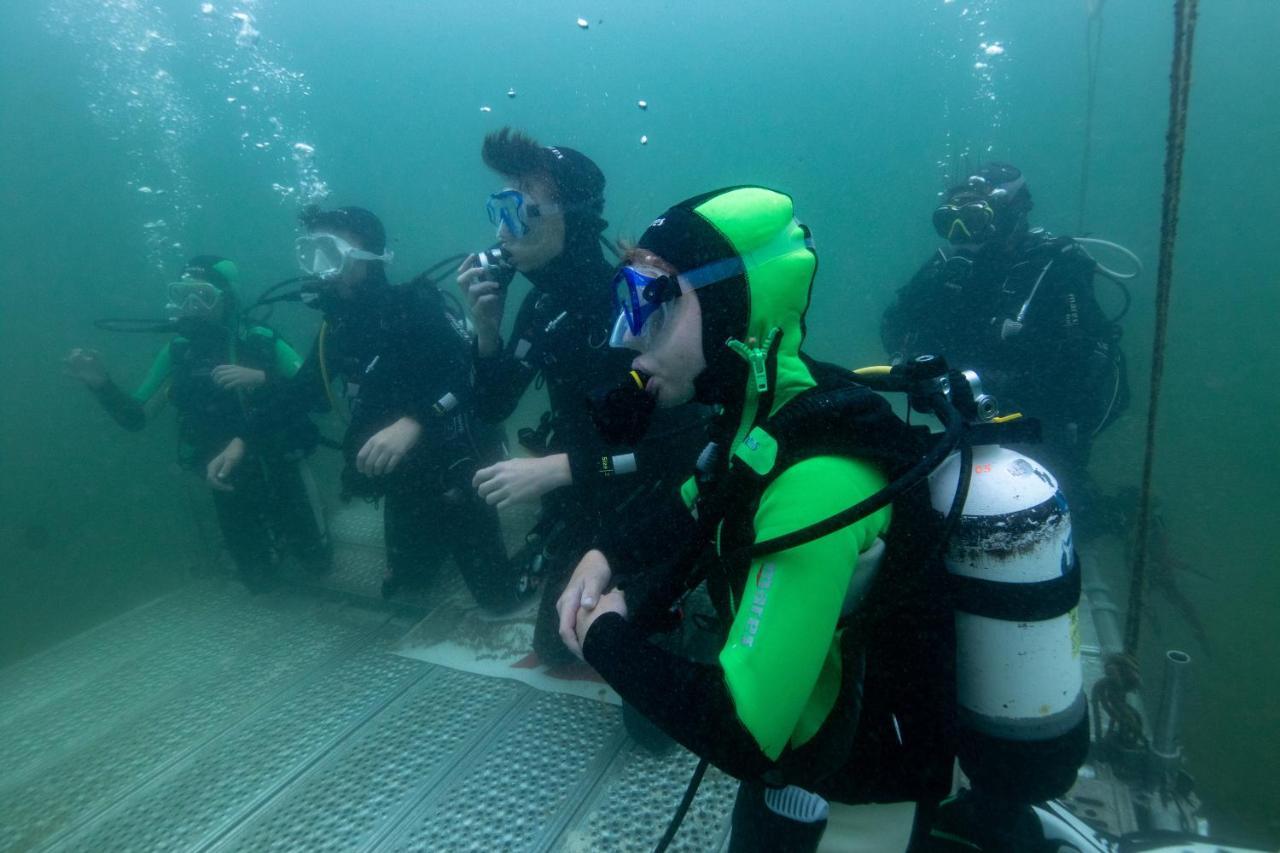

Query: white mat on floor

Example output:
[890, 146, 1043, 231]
[392, 588, 621, 706]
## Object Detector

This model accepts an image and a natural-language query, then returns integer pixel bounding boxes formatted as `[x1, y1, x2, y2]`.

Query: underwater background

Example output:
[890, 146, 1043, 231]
[0, 0, 1276, 843]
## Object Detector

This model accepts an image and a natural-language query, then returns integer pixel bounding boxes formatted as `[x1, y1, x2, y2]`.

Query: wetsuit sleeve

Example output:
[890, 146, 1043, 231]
[131, 342, 174, 404]
[397, 296, 475, 427]
[471, 293, 539, 423]
[263, 333, 304, 378]
[1040, 252, 1117, 427]
[881, 256, 945, 360]
[583, 455, 890, 779]
[91, 342, 173, 431]
[239, 334, 330, 443]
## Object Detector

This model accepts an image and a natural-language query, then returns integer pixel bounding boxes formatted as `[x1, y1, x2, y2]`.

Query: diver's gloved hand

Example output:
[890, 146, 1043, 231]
[456, 254, 508, 357]
[63, 348, 110, 389]
[211, 364, 266, 391]
[472, 454, 571, 510]
[207, 437, 246, 493]
[356, 416, 422, 477]
[558, 549, 614, 658]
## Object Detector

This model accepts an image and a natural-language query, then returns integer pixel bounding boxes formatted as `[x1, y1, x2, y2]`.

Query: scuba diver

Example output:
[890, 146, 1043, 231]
[556, 187, 1088, 851]
[207, 206, 525, 609]
[65, 255, 329, 593]
[456, 127, 706, 667]
[881, 162, 1130, 502]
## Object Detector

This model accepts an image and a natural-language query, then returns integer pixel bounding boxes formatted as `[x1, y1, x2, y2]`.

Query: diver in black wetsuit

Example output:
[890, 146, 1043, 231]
[881, 162, 1129, 501]
[65, 256, 328, 592]
[208, 207, 524, 610]
[457, 128, 706, 667]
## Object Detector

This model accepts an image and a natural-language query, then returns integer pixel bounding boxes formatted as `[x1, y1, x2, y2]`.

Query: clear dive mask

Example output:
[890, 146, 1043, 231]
[932, 200, 996, 244]
[609, 221, 813, 348]
[485, 188, 560, 240]
[165, 278, 222, 321]
[295, 232, 394, 279]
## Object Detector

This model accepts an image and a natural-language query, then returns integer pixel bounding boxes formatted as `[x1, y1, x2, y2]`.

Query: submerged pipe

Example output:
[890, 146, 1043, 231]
[1152, 649, 1192, 762]
[1081, 554, 1124, 656]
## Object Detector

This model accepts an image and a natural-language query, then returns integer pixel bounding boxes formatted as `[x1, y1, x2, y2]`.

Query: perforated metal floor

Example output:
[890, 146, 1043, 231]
[0, 579, 736, 853]
[0, 497, 1124, 853]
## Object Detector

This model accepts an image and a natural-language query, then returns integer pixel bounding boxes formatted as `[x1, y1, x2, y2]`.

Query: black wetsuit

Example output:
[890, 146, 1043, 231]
[93, 321, 328, 589]
[881, 229, 1128, 495]
[472, 233, 707, 663]
[253, 276, 521, 609]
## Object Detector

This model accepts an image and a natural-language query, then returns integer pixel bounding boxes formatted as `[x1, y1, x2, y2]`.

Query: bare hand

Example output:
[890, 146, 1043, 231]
[63, 348, 109, 389]
[206, 437, 246, 492]
[356, 417, 422, 477]
[558, 550, 614, 659]
[212, 364, 266, 390]
[575, 588, 628, 657]
[472, 454, 571, 510]
[457, 255, 506, 356]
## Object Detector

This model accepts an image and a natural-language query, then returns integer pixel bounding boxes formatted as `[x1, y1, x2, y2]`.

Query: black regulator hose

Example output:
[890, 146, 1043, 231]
[93, 318, 178, 333]
[940, 440, 974, 557]
[745, 393, 967, 560]
[254, 275, 317, 306]
[653, 757, 710, 853]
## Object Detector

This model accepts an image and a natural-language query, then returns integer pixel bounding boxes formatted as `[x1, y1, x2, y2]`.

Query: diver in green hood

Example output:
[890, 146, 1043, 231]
[557, 187, 957, 850]
[65, 255, 330, 593]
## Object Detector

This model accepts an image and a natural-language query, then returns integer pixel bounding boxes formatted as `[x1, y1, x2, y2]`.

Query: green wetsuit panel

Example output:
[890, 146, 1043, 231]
[244, 326, 304, 378]
[718, 454, 891, 760]
[130, 341, 176, 404]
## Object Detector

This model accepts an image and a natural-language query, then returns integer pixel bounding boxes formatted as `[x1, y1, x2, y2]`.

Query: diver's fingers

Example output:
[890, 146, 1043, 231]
[456, 253, 478, 275]
[558, 579, 585, 649]
[581, 572, 608, 609]
[372, 446, 393, 476]
[457, 264, 487, 296]
[473, 464, 497, 490]
[207, 457, 235, 492]
[356, 437, 375, 475]
[380, 451, 402, 476]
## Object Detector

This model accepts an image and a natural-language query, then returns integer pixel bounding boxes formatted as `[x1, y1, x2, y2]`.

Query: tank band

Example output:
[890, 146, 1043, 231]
[951, 552, 1080, 621]
[960, 689, 1088, 741]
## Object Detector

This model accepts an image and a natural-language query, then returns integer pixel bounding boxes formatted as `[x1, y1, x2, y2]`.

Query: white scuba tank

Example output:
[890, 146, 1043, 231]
[929, 444, 1087, 800]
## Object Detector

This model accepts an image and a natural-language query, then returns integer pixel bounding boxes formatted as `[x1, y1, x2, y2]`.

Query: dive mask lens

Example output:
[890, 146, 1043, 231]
[295, 233, 351, 278]
[486, 189, 529, 239]
[609, 265, 679, 348]
[165, 280, 221, 318]
[933, 201, 994, 243]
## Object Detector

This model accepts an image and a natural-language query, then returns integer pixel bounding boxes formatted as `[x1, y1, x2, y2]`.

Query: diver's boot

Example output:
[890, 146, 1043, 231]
[728, 783, 829, 853]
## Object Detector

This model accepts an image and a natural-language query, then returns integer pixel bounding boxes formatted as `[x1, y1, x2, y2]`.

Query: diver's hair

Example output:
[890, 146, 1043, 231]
[482, 127, 554, 194]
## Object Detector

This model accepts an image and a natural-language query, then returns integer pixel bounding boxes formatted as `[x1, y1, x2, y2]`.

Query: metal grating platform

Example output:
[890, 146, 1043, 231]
[1, 508, 1132, 853]
[0, 580, 737, 853]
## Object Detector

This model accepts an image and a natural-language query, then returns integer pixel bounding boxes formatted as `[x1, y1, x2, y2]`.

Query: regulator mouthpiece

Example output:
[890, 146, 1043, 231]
[477, 245, 516, 289]
[589, 369, 656, 446]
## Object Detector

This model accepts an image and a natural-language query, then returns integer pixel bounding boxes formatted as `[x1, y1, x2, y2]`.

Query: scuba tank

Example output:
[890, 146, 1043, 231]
[929, 444, 1090, 805]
